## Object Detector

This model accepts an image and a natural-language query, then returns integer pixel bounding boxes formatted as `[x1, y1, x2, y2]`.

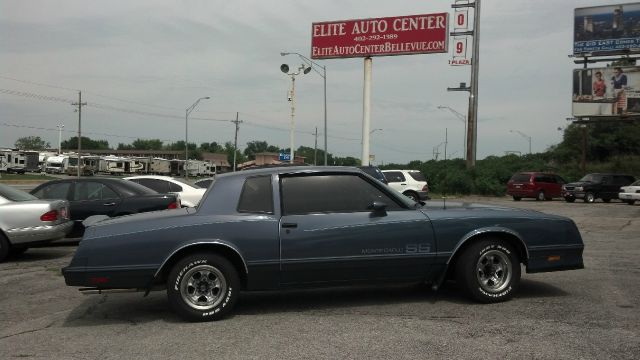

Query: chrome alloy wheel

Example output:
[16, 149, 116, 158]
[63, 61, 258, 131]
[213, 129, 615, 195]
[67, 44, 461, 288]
[180, 265, 227, 311]
[476, 250, 513, 293]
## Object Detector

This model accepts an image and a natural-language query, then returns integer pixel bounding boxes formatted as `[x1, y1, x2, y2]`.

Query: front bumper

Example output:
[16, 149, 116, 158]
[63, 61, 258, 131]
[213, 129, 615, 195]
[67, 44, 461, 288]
[6, 221, 74, 245]
[526, 244, 585, 273]
[619, 193, 640, 201]
[562, 190, 585, 199]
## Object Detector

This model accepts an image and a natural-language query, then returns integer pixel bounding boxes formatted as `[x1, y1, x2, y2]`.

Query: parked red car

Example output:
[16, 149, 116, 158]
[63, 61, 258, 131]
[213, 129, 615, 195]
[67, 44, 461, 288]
[507, 172, 566, 201]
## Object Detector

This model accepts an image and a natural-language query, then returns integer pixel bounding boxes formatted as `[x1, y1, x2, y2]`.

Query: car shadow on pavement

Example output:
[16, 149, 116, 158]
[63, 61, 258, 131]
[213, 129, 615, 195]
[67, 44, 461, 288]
[61, 279, 570, 325]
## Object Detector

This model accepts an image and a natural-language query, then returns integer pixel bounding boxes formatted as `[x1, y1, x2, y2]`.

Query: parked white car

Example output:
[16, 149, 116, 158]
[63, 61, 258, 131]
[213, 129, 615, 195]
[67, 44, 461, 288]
[124, 175, 205, 207]
[619, 180, 640, 205]
[381, 169, 430, 202]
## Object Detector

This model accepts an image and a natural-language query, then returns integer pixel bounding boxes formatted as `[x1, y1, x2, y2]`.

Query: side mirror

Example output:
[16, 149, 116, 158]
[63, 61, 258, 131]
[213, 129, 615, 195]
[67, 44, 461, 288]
[368, 201, 388, 214]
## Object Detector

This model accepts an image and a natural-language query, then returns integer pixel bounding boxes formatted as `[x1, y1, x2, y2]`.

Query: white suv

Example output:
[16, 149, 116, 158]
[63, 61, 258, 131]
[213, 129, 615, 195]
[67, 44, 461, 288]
[382, 170, 430, 202]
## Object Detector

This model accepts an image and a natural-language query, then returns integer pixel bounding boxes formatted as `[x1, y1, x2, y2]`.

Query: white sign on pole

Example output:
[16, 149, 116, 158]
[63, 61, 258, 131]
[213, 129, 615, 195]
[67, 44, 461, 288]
[449, 37, 470, 65]
[454, 9, 469, 30]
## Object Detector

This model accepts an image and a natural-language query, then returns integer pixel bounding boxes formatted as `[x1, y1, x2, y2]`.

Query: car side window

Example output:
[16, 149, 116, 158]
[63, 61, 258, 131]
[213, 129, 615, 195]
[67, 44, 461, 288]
[73, 182, 119, 201]
[33, 182, 71, 200]
[237, 175, 273, 214]
[384, 171, 405, 183]
[135, 179, 170, 193]
[168, 182, 183, 192]
[281, 174, 402, 215]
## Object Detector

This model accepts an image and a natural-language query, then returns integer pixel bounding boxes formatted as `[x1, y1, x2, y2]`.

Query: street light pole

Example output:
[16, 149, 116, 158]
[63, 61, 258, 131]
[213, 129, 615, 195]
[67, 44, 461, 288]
[280, 63, 310, 164]
[185, 96, 210, 179]
[56, 124, 64, 155]
[510, 129, 532, 154]
[281, 52, 327, 165]
[437, 105, 466, 160]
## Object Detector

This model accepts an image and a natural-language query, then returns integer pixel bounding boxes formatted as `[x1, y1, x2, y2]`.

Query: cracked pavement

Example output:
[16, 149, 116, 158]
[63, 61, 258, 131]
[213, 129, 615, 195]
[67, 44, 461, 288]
[1, 197, 639, 359]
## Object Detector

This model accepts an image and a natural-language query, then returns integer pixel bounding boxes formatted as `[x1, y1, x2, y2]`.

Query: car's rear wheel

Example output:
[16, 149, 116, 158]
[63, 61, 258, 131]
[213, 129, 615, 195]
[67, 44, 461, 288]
[455, 239, 521, 303]
[0, 234, 10, 263]
[536, 191, 545, 201]
[512, 196, 521, 201]
[624, 200, 636, 205]
[167, 253, 239, 321]
[584, 192, 596, 203]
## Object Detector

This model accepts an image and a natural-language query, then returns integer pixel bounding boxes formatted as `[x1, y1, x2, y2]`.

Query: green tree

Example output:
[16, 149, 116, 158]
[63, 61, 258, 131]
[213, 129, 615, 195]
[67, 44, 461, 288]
[243, 140, 280, 160]
[131, 139, 164, 150]
[225, 141, 246, 168]
[14, 136, 50, 150]
[61, 136, 110, 150]
[200, 142, 225, 153]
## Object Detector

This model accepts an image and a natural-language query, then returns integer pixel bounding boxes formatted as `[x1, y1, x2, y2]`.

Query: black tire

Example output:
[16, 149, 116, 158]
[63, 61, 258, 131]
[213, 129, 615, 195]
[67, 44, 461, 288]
[536, 191, 545, 201]
[584, 192, 596, 203]
[455, 239, 521, 303]
[0, 234, 10, 263]
[403, 191, 419, 202]
[602, 198, 611, 203]
[167, 253, 240, 321]
[512, 196, 521, 201]
[565, 197, 575, 203]
[624, 200, 636, 205]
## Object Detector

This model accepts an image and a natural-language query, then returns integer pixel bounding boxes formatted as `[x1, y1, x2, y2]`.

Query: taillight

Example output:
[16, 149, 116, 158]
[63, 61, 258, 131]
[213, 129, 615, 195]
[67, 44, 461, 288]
[40, 210, 58, 222]
[422, 184, 429, 192]
[168, 201, 179, 209]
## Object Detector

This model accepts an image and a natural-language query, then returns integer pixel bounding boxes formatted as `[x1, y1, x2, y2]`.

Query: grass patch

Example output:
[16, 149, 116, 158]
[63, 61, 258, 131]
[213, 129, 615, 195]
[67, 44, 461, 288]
[0, 173, 57, 181]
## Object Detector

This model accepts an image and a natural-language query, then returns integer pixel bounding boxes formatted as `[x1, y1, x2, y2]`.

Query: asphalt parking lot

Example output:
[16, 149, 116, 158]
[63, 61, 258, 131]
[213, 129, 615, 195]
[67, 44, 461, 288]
[1, 197, 639, 359]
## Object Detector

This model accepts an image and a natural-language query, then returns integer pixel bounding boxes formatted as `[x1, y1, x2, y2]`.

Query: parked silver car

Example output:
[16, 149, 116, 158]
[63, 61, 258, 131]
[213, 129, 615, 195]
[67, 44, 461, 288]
[0, 183, 73, 262]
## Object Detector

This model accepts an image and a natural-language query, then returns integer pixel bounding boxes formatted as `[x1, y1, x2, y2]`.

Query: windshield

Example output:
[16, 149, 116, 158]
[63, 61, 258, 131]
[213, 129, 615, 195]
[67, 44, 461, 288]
[579, 174, 602, 183]
[630, 180, 640, 186]
[0, 183, 38, 202]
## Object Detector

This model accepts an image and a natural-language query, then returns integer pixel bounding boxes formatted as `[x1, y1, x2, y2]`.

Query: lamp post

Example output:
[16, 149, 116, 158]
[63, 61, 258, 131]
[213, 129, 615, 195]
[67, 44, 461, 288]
[437, 105, 466, 160]
[280, 63, 310, 164]
[185, 96, 210, 179]
[281, 52, 327, 166]
[510, 129, 532, 154]
[56, 124, 64, 155]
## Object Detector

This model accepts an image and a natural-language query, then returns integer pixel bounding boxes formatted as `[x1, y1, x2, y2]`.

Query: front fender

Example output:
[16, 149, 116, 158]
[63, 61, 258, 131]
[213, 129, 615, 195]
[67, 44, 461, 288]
[447, 226, 529, 265]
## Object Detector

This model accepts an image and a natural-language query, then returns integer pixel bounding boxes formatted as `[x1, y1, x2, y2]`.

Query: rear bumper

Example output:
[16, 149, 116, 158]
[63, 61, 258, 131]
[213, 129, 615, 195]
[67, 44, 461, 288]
[62, 264, 157, 289]
[507, 189, 536, 197]
[6, 221, 74, 245]
[417, 190, 430, 201]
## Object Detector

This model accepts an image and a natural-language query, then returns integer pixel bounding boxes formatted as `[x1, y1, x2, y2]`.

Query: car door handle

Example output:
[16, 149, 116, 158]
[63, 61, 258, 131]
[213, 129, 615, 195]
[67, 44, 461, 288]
[400, 183, 407, 186]
[103, 202, 117, 206]
[281, 223, 298, 228]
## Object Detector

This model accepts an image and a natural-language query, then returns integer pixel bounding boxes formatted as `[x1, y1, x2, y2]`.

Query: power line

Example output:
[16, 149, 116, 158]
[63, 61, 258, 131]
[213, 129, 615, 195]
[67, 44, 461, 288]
[0, 122, 173, 142]
[0, 75, 78, 92]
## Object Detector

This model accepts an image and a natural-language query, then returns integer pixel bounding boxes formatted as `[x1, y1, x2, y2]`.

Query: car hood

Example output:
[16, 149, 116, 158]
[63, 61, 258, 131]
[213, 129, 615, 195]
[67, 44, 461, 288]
[419, 200, 569, 221]
[564, 181, 591, 187]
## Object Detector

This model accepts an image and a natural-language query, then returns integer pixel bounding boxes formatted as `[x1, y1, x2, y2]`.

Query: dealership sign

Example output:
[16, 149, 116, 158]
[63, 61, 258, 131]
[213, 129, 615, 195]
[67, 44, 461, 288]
[574, 3, 640, 55]
[311, 13, 449, 59]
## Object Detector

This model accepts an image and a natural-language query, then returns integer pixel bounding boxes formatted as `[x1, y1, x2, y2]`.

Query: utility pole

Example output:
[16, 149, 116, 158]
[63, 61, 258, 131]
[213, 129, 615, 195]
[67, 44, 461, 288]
[56, 124, 64, 155]
[232, 112, 242, 172]
[448, 0, 481, 169]
[71, 91, 86, 178]
[313, 127, 318, 165]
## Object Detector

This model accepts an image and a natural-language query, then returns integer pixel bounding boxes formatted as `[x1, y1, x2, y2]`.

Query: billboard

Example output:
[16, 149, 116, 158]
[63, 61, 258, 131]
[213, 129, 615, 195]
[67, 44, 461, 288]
[311, 13, 448, 59]
[574, 3, 640, 55]
[572, 66, 640, 117]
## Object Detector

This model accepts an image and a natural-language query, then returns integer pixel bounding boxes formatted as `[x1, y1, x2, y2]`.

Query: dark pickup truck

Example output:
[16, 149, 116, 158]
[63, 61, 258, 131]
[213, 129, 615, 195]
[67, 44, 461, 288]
[562, 173, 636, 203]
[31, 178, 180, 237]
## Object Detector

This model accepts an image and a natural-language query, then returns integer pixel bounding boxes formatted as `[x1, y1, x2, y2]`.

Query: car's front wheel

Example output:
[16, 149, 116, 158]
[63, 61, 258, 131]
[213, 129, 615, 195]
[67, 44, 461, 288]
[455, 239, 521, 303]
[584, 192, 596, 203]
[0, 234, 9, 263]
[167, 253, 240, 321]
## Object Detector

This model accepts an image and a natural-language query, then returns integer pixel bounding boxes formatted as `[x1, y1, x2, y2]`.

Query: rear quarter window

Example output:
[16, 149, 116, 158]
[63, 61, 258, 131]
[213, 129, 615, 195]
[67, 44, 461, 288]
[408, 171, 426, 182]
[510, 174, 531, 182]
[237, 176, 273, 214]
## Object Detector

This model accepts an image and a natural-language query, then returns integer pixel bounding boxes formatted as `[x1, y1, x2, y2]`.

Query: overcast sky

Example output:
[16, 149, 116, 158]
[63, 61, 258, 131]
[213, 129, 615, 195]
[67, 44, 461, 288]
[0, 0, 624, 164]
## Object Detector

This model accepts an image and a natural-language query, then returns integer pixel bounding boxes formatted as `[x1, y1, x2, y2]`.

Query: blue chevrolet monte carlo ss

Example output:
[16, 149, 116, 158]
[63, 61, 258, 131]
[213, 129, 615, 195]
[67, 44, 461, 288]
[63, 166, 584, 321]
